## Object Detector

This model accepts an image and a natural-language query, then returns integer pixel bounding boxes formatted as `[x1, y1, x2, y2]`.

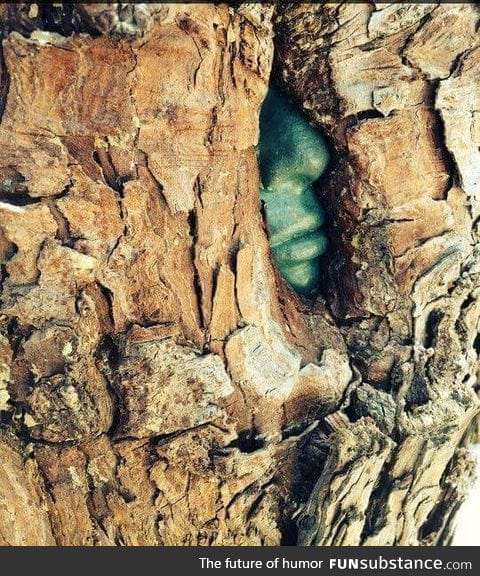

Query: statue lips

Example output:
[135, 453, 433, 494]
[258, 86, 330, 295]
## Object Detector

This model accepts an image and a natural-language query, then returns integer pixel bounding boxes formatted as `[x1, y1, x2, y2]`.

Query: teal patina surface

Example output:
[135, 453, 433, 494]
[258, 86, 330, 295]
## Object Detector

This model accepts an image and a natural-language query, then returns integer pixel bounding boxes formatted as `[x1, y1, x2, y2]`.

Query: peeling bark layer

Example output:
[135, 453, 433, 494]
[0, 2, 479, 546]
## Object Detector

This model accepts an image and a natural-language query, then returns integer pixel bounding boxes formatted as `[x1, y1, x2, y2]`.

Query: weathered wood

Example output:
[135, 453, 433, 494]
[0, 2, 478, 546]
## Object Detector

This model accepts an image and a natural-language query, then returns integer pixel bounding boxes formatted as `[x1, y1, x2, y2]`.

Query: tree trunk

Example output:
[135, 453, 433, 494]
[0, 2, 478, 546]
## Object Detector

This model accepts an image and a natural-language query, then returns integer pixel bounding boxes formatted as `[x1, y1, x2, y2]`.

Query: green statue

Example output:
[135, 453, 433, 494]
[258, 86, 330, 295]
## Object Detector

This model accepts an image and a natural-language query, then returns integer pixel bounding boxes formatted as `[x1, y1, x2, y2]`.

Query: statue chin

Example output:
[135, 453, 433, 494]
[257, 85, 330, 296]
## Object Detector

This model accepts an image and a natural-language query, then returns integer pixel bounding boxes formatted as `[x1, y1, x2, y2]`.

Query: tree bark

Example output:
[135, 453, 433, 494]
[0, 2, 478, 546]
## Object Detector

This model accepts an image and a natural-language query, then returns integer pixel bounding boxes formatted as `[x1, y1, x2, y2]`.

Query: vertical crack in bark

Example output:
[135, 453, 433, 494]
[0, 42, 10, 125]
[188, 184, 206, 334]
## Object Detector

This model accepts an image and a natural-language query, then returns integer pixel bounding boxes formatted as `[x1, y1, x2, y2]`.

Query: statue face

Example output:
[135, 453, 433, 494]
[258, 86, 330, 295]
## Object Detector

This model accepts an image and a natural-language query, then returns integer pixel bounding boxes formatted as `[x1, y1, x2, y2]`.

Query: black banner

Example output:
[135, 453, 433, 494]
[0, 546, 477, 575]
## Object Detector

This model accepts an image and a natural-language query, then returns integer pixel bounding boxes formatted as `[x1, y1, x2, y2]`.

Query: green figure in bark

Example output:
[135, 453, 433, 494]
[258, 86, 330, 295]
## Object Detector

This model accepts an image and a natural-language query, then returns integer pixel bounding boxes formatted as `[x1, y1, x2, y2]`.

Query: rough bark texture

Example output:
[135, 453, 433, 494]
[0, 2, 478, 546]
